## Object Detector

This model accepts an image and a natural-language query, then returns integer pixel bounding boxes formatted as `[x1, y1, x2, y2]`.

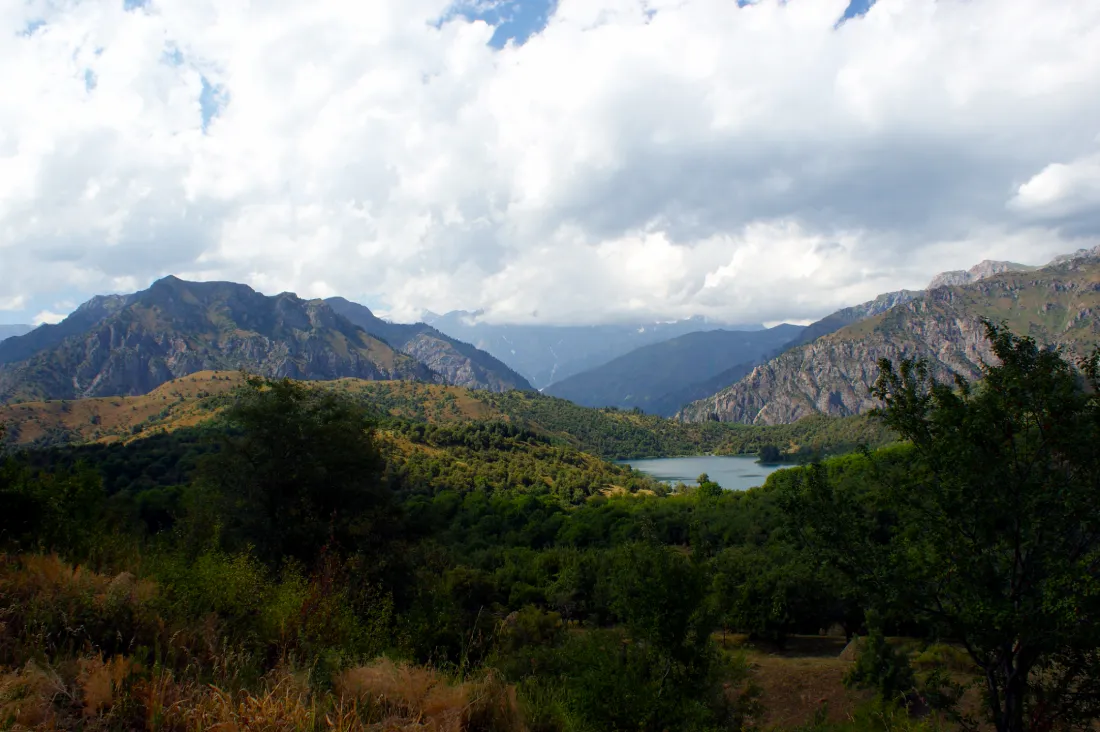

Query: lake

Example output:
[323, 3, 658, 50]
[620, 455, 787, 492]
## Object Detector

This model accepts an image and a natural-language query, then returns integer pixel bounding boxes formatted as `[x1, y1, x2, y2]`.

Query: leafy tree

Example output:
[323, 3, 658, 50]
[695, 472, 723, 499]
[199, 376, 391, 565]
[784, 322, 1100, 732]
[758, 444, 783, 464]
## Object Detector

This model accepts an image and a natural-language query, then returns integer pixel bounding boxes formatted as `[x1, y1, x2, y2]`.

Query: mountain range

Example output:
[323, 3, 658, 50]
[0, 277, 528, 403]
[677, 249, 1100, 425]
[425, 311, 759, 390]
[542, 324, 804, 414]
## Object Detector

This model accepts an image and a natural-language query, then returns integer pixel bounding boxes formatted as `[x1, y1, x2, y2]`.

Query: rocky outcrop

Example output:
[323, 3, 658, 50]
[927, 260, 1035, 290]
[678, 258, 1100, 425]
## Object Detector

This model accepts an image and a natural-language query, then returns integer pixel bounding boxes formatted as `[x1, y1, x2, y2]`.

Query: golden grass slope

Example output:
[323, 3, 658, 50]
[0, 372, 508, 447]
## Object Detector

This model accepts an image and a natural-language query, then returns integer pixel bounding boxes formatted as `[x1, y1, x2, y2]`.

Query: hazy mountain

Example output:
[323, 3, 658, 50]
[424, 312, 761, 389]
[324, 297, 531, 392]
[0, 325, 32, 344]
[543, 324, 803, 413]
[678, 255, 1100, 425]
[0, 277, 437, 402]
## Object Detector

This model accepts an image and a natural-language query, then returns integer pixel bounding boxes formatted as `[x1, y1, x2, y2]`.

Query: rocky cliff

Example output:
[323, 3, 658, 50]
[678, 258, 1100, 425]
[0, 277, 435, 402]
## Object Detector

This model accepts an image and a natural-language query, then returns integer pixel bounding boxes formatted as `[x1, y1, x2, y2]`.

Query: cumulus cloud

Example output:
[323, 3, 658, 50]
[1, 0, 1099, 326]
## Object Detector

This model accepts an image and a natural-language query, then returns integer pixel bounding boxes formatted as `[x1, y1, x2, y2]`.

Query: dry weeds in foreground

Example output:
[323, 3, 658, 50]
[0, 657, 525, 731]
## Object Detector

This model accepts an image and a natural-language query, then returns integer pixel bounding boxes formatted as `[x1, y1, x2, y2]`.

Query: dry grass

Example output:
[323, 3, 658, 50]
[0, 659, 525, 732]
[0, 374, 510, 448]
[335, 659, 523, 732]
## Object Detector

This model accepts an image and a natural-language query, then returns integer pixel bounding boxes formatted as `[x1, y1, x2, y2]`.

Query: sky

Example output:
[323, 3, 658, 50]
[1, 0, 1099, 327]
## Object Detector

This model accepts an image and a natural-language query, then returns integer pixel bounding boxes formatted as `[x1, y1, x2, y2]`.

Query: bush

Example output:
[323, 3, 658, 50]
[844, 629, 916, 702]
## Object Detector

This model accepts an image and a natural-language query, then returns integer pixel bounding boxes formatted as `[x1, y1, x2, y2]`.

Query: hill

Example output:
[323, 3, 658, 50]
[542, 324, 803, 413]
[678, 256, 1100, 425]
[0, 371, 895, 460]
[0, 277, 437, 403]
[325, 297, 531, 392]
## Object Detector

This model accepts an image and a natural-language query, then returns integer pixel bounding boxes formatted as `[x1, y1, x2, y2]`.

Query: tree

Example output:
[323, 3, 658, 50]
[758, 444, 783, 464]
[199, 376, 391, 566]
[695, 473, 723, 499]
[783, 322, 1100, 732]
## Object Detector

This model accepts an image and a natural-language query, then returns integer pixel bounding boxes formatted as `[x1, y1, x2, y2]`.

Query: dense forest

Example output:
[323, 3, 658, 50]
[1, 323, 1098, 731]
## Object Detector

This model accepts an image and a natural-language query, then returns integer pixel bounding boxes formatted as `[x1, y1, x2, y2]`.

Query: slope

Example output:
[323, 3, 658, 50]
[543, 324, 803, 412]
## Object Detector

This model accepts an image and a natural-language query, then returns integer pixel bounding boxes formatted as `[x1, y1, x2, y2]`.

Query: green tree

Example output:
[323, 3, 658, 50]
[783, 322, 1100, 732]
[695, 472, 723, 499]
[199, 376, 391, 566]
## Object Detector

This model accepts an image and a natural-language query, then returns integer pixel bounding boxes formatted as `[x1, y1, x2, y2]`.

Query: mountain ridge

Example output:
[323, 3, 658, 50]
[0, 278, 430, 402]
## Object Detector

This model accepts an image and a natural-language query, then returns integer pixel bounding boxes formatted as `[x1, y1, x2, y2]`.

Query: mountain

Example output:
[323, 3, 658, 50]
[543, 324, 803, 413]
[677, 256, 1100, 425]
[324, 298, 531, 392]
[424, 312, 760, 389]
[0, 277, 436, 402]
[0, 325, 32, 343]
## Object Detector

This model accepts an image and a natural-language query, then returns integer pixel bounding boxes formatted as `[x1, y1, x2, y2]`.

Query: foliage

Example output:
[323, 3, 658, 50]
[783, 321, 1100, 732]
[198, 376, 391, 565]
[843, 629, 916, 702]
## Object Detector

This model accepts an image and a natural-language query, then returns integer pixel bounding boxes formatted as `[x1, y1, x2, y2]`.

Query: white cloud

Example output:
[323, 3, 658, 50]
[1, 0, 1099, 326]
[1010, 150, 1100, 219]
[32, 310, 68, 326]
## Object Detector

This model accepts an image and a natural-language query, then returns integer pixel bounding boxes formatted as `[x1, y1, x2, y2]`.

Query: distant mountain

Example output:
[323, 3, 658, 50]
[0, 277, 439, 402]
[425, 312, 760, 389]
[324, 298, 531, 392]
[678, 255, 1100, 425]
[0, 325, 32, 344]
[543, 324, 803, 413]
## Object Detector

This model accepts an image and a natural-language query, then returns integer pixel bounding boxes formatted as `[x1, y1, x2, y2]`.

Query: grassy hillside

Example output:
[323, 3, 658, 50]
[1, 372, 895, 460]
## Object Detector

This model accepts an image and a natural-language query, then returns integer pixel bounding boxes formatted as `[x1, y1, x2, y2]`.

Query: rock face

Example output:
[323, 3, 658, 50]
[927, 260, 1035, 290]
[0, 277, 436, 402]
[678, 258, 1100, 425]
[325, 297, 532, 392]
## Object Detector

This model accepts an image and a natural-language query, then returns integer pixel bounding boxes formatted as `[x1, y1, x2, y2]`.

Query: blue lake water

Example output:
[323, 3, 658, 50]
[620, 455, 787, 492]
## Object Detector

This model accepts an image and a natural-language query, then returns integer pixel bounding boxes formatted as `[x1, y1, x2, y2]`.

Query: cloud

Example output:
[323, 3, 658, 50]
[32, 311, 68, 326]
[0, 0, 1099, 326]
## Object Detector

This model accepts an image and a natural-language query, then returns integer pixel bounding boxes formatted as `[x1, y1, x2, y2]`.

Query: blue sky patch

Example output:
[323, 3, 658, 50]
[123, 0, 149, 11]
[448, 0, 557, 48]
[199, 76, 228, 132]
[84, 69, 98, 91]
[839, 0, 877, 24]
[20, 19, 46, 36]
